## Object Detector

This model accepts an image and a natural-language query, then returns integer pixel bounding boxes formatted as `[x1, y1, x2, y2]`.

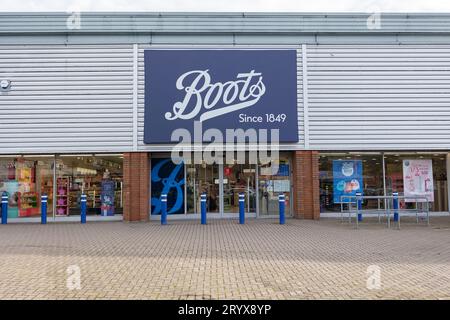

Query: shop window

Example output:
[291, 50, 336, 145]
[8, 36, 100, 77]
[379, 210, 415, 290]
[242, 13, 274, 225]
[384, 153, 448, 212]
[56, 155, 123, 216]
[319, 153, 384, 213]
[0, 156, 54, 218]
[151, 158, 185, 215]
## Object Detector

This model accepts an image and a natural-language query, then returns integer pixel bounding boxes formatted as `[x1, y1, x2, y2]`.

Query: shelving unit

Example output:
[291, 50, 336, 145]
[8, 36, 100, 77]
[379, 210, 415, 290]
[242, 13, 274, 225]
[41, 181, 53, 214]
[56, 177, 69, 216]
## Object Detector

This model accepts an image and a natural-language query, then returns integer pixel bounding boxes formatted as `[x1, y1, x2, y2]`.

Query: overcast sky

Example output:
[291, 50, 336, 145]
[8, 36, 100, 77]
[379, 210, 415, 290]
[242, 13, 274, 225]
[1, 0, 450, 12]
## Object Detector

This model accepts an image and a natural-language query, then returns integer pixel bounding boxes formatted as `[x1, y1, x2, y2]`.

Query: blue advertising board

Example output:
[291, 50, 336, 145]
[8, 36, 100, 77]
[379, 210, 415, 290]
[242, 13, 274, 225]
[151, 158, 185, 215]
[332, 160, 363, 204]
[144, 50, 298, 143]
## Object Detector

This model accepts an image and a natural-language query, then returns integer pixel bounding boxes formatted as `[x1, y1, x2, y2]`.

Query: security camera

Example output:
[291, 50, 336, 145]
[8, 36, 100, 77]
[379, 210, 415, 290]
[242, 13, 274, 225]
[0, 80, 11, 90]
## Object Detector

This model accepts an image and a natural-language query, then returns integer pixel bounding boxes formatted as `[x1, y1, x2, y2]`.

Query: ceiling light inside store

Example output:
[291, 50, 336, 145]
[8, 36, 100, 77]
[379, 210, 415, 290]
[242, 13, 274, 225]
[76, 167, 97, 175]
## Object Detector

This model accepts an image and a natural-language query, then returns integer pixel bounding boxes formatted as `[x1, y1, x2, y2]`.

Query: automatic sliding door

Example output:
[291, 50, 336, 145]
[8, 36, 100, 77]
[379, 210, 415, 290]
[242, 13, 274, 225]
[223, 164, 256, 214]
[186, 163, 220, 213]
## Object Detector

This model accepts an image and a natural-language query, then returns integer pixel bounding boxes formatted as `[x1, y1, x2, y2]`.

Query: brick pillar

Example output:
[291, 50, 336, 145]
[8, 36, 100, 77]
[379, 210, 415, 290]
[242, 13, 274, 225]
[292, 151, 320, 220]
[123, 152, 149, 222]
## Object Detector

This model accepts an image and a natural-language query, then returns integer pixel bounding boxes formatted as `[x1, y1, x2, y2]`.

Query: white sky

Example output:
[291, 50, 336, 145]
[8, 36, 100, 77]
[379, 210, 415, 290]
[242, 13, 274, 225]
[1, 0, 450, 12]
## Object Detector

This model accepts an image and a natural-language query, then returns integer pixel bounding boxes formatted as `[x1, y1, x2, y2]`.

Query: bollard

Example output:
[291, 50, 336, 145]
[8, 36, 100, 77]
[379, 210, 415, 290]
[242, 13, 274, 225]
[393, 192, 399, 222]
[1, 191, 8, 225]
[279, 194, 285, 225]
[80, 194, 87, 224]
[356, 192, 363, 222]
[41, 194, 48, 225]
[161, 194, 167, 225]
[238, 193, 245, 224]
[201, 193, 207, 225]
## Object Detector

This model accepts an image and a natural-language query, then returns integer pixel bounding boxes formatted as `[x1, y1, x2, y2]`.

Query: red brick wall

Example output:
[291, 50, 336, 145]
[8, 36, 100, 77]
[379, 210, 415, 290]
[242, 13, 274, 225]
[123, 152, 150, 222]
[292, 151, 320, 220]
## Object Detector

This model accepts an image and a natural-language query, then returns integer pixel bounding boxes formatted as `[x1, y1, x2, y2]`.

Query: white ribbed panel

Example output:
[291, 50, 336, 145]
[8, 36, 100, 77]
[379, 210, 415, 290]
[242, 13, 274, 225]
[0, 44, 134, 153]
[307, 45, 450, 150]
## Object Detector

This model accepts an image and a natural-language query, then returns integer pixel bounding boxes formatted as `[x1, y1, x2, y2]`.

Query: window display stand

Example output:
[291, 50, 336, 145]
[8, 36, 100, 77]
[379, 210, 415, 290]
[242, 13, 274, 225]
[56, 177, 69, 216]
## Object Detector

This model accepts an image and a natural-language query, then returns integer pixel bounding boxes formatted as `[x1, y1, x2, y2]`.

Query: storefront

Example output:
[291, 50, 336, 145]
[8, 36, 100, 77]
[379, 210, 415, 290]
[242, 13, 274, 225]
[1, 13, 450, 222]
[150, 153, 293, 219]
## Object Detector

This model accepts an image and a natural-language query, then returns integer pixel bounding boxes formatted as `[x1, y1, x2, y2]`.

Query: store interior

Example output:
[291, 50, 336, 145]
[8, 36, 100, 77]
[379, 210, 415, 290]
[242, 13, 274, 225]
[0, 154, 123, 218]
[319, 152, 448, 213]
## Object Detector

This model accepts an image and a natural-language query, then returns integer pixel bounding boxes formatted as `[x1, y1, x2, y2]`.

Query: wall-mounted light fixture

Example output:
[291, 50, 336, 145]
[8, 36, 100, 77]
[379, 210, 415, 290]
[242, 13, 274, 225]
[0, 79, 11, 91]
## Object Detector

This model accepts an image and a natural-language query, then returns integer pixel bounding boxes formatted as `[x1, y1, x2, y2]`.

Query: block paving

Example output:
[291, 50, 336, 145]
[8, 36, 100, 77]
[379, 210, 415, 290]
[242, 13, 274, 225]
[0, 218, 448, 299]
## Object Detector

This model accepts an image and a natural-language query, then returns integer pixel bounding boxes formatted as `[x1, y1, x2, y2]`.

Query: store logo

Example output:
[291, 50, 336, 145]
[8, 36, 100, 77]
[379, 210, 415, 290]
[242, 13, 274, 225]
[165, 70, 266, 122]
[151, 159, 185, 214]
[341, 162, 354, 177]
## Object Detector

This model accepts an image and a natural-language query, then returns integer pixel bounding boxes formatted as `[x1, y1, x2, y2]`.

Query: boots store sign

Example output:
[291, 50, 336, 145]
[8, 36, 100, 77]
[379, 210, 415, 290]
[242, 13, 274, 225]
[144, 50, 298, 143]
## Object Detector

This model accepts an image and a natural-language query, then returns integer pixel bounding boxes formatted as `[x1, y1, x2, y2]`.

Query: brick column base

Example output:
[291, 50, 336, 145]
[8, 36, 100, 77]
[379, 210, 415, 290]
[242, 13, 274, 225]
[292, 151, 320, 220]
[123, 152, 149, 222]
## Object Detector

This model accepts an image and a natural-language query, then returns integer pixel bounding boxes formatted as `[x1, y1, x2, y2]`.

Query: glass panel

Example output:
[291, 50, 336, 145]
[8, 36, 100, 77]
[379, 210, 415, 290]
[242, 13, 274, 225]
[186, 163, 220, 213]
[223, 163, 256, 213]
[56, 155, 123, 216]
[150, 158, 185, 215]
[0, 157, 54, 218]
[258, 155, 292, 216]
[384, 153, 448, 212]
[319, 153, 384, 213]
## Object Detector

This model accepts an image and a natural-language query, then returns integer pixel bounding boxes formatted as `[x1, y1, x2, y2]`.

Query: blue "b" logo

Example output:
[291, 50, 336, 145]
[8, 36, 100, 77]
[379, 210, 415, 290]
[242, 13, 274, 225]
[151, 159, 185, 214]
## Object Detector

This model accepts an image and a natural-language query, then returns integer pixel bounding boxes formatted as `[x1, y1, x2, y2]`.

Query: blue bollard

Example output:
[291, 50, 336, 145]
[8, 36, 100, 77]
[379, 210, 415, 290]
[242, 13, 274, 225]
[161, 194, 167, 225]
[279, 194, 285, 225]
[201, 193, 207, 225]
[239, 193, 245, 224]
[356, 192, 363, 222]
[1, 191, 8, 225]
[393, 192, 399, 222]
[41, 194, 48, 225]
[80, 194, 87, 224]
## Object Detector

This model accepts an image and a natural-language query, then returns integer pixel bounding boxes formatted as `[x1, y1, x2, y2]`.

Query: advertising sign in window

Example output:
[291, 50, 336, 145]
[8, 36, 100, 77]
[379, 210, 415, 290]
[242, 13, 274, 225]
[332, 160, 363, 204]
[402, 159, 434, 202]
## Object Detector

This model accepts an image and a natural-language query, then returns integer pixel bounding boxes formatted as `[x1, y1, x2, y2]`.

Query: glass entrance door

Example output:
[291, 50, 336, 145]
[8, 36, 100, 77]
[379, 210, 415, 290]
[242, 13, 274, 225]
[223, 164, 256, 214]
[186, 163, 220, 213]
[258, 156, 292, 216]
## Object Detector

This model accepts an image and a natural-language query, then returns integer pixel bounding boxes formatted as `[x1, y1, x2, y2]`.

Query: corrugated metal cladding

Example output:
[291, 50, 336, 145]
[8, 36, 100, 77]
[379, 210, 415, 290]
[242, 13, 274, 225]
[2, 42, 450, 153]
[307, 45, 450, 150]
[136, 46, 304, 151]
[2, 13, 450, 34]
[0, 44, 134, 153]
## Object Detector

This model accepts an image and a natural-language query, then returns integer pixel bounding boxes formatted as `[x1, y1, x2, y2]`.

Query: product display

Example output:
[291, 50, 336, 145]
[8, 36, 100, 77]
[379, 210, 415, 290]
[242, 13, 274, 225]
[101, 169, 115, 216]
[56, 177, 69, 216]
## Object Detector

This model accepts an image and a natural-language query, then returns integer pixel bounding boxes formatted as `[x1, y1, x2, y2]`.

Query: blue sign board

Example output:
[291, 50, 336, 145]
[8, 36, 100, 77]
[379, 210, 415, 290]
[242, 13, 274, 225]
[144, 50, 298, 143]
[151, 158, 185, 215]
[101, 180, 115, 216]
[333, 160, 363, 204]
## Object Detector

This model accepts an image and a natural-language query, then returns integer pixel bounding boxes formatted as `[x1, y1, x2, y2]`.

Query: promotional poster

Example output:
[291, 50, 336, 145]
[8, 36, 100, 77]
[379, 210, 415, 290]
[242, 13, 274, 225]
[332, 160, 363, 204]
[402, 159, 434, 202]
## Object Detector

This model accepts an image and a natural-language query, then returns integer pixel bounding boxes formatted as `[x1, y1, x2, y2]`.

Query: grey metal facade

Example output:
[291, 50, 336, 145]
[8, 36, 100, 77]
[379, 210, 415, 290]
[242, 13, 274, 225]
[1, 13, 450, 154]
